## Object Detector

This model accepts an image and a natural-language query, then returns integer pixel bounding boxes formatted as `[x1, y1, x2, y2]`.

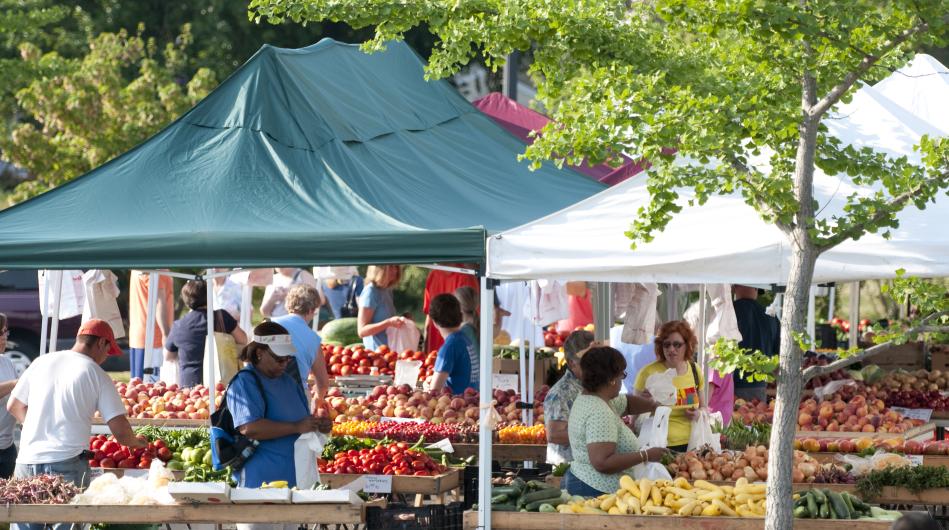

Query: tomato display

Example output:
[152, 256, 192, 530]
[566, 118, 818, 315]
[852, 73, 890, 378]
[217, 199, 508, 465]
[88, 434, 172, 469]
[322, 344, 438, 379]
[318, 442, 447, 476]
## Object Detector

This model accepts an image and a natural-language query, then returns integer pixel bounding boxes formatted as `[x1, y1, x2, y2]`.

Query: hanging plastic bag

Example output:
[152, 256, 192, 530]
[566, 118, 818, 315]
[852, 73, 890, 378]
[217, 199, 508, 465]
[295, 432, 327, 489]
[387, 323, 421, 354]
[644, 368, 678, 406]
[687, 409, 723, 452]
[633, 406, 673, 480]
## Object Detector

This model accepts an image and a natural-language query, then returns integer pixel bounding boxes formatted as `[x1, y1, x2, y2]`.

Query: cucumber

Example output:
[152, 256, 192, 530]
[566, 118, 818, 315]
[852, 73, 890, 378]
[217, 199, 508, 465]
[819, 502, 830, 519]
[519, 487, 564, 505]
[810, 488, 827, 506]
[806, 491, 818, 519]
[846, 493, 871, 514]
[492, 504, 519, 512]
[526, 480, 550, 491]
[524, 496, 565, 512]
[491, 486, 519, 496]
[794, 506, 810, 518]
[491, 493, 509, 504]
[826, 490, 850, 520]
[839, 491, 857, 519]
[510, 478, 527, 494]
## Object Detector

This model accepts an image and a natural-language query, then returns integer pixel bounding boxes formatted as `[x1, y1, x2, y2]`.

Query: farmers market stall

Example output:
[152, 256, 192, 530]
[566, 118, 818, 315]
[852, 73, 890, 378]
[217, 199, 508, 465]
[462, 511, 895, 530]
[0, 504, 363, 525]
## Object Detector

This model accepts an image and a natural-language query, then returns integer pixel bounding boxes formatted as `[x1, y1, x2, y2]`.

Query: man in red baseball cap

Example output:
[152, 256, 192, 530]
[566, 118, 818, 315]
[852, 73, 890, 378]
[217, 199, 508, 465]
[7, 319, 145, 530]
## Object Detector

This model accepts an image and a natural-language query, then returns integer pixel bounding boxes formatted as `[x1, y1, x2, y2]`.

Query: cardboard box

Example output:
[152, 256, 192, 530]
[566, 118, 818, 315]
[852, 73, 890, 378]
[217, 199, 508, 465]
[230, 487, 292, 504]
[871, 341, 924, 370]
[930, 343, 949, 371]
[291, 489, 363, 504]
[167, 482, 230, 504]
[492, 357, 555, 393]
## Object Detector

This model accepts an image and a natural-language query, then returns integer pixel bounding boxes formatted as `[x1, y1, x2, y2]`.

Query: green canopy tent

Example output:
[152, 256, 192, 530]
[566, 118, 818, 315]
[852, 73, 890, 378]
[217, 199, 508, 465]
[0, 39, 604, 269]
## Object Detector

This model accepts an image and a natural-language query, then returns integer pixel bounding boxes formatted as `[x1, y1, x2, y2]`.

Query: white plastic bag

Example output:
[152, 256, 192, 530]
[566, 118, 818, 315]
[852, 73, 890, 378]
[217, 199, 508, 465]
[813, 379, 856, 401]
[644, 369, 678, 406]
[295, 432, 327, 489]
[687, 409, 722, 452]
[386, 324, 421, 354]
[633, 406, 673, 480]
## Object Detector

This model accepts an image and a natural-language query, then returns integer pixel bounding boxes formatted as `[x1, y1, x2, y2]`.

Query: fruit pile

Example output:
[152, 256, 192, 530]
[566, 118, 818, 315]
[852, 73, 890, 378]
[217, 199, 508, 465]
[802, 353, 850, 389]
[87, 434, 170, 469]
[317, 441, 447, 476]
[795, 436, 949, 455]
[319, 384, 546, 426]
[667, 446, 853, 484]
[133, 427, 231, 483]
[878, 369, 949, 393]
[884, 389, 949, 410]
[321, 343, 439, 380]
[735, 394, 919, 434]
[558, 477, 766, 517]
[497, 424, 546, 444]
[364, 421, 478, 443]
[543, 327, 569, 349]
[112, 378, 221, 420]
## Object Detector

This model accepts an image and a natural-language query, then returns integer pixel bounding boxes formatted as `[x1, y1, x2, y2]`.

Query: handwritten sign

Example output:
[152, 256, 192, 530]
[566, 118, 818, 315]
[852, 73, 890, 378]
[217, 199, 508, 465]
[890, 407, 933, 422]
[394, 360, 422, 388]
[492, 373, 519, 392]
[426, 438, 455, 453]
[363, 475, 393, 494]
[381, 416, 424, 424]
[907, 455, 925, 466]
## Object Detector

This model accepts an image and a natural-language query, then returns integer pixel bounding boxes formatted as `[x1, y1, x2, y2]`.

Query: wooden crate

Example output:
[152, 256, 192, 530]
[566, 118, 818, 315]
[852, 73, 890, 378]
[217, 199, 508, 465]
[0, 503, 362, 524]
[453, 443, 546, 461]
[92, 417, 208, 428]
[870, 341, 925, 370]
[808, 452, 949, 467]
[799, 422, 934, 442]
[493, 357, 554, 392]
[795, 485, 949, 505]
[318, 468, 460, 495]
[930, 343, 949, 372]
[461, 510, 894, 530]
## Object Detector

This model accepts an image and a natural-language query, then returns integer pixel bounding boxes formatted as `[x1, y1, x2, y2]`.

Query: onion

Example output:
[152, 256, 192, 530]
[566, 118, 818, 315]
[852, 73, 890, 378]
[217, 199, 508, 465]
[710, 471, 724, 481]
[744, 466, 758, 481]
[691, 469, 708, 480]
[792, 469, 805, 482]
[737, 458, 749, 468]
[756, 466, 768, 480]
[798, 463, 817, 478]
[721, 463, 735, 477]
[731, 469, 744, 480]
[757, 445, 768, 456]
[678, 471, 691, 480]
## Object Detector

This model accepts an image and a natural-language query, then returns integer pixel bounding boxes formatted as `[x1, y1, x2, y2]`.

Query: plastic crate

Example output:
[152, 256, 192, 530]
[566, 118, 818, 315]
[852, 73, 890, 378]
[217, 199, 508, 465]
[461, 465, 550, 510]
[365, 503, 462, 530]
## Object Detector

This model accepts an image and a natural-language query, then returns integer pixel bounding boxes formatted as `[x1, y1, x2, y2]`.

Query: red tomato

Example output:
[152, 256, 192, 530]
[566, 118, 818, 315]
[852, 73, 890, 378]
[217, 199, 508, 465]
[100, 458, 116, 468]
[330, 363, 342, 375]
[340, 366, 353, 376]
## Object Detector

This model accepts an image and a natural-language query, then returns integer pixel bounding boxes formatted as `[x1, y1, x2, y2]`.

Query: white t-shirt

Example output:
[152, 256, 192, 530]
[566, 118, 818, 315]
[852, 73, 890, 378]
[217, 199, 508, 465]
[11, 350, 126, 464]
[0, 355, 18, 449]
[262, 269, 317, 318]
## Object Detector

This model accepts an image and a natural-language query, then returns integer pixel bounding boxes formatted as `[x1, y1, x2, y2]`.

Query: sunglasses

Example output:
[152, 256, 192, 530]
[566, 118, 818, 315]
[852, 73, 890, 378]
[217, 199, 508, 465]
[662, 341, 685, 350]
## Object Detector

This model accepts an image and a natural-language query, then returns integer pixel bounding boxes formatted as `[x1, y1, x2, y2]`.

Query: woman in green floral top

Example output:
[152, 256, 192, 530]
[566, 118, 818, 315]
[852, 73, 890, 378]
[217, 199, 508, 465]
[566, 346, 668, 496]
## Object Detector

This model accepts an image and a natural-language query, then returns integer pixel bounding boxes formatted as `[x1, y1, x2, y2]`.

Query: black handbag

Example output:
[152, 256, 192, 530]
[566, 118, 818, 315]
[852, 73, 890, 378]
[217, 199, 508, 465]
[338, 277, 359, 318]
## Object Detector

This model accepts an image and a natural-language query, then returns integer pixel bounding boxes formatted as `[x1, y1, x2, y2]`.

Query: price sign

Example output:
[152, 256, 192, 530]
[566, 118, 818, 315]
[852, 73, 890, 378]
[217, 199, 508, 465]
[381, 416, 424, 424]
[492, 373, 519, 392]
[394, 360, 422, 387]
[89, 468, 104, 480]
[426, 438, 455, 453]
[363, 475, 393, 494]
[890, 407, 933, 422]
[907, 455, 925, 466]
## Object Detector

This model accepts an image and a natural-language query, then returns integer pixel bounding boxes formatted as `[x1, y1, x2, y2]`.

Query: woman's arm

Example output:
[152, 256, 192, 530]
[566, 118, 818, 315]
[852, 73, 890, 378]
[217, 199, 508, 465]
[624, 395, 658, 416]
[357, 306, 402, 338]
[586, 443, 667, 474]
[238, 417, 323, 440]
[0, 380, 17, 399]
[260, 286, 285, 317]
[310, 352, 330, 401]
[230, 326, 248, 345]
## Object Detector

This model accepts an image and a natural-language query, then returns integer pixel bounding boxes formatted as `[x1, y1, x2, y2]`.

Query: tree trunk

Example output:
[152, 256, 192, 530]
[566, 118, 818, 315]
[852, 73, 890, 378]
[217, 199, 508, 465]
[765, 74, 821, 529]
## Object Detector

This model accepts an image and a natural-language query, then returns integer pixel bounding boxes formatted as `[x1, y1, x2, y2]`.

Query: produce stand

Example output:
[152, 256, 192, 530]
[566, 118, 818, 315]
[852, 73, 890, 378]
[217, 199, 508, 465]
[93, 467, 186, 481]
[799, 422, 935, 441]
[461, 511, 894, 530]
[0, 503, 362, 524]
[453, 444, 546, 461]
[795, 485, 949, 506]
[319, 469, 460, 495]
[92, 418, 209, 428]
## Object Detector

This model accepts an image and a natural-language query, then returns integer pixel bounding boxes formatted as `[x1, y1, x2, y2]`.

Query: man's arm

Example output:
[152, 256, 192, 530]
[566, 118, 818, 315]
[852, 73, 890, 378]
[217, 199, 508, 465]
[156, 282, 173, 339]
[106, 415, 147, 449]
[427, 371, 449, 392]
[0, 380, 17, 399]
[310, 353, 330, 401]
[6, 397, 26, 423]
[625, 394, 659, 416]
[545, 419, 569, 445]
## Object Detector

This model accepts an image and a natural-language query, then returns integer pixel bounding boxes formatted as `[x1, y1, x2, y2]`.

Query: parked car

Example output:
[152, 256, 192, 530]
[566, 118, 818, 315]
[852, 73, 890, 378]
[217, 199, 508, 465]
[0, 269, 128, 373]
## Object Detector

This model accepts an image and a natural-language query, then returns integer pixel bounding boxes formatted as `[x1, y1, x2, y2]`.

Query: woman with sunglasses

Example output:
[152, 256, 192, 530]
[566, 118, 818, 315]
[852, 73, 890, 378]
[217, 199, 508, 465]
[227, 322, 329, 504]
[566, 346, 669, 496]
[634, 320, 706, 452]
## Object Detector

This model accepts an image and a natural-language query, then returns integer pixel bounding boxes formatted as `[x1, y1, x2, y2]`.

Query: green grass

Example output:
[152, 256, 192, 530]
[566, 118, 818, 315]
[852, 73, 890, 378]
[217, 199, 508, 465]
[111, 371, 131, 383]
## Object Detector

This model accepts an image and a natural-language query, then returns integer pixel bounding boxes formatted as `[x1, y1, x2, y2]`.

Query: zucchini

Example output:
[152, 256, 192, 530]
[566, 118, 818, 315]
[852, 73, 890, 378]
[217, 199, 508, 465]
[819, 502, 830, 519]
[491, 486, 518, 496]
[519, 487, 564, 505]
[794, 506, 810, 519]
[846, 493, 871, 514]
[810, 488, 826, 506]
[826, 490, 850, 520]
[491, 493, 509, 504]
[526, 480, 550, 491]
[510, 478, 527, 494]
[806, 491, 818, 519]
[492, 504, 519, 512]
[524, 497, 565, 512]
[839, 491, 857, 519]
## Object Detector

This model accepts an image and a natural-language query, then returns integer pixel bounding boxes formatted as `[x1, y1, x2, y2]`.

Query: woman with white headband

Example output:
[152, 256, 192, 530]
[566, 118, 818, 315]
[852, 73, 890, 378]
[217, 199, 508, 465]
[226, 322, 330, 513]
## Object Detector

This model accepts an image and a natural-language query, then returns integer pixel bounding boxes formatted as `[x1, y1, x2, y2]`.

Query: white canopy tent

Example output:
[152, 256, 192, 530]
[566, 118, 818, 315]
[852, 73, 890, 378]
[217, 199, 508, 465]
[874, 54, 949, 135]
[486, 57, 949, 284]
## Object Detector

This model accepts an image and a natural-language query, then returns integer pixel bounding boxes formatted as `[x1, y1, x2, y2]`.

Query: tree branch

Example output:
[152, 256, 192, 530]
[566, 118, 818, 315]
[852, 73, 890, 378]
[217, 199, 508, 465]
[809, 19, 930, 118]
[802, 317, 947, 381]
[815, 168, 949, 252]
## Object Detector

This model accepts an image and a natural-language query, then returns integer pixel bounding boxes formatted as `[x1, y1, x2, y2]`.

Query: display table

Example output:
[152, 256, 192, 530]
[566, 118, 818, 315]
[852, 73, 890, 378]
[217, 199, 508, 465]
[0, 503, 362, 524]
[795, 485, 949, 506]
[799, 422, 934, 441]
[453, 444, 546, 461]
[462, 511, 895, 530]
[808, 452, 949, 467]
[92, 417, 209, 427]
[318, 469, 460, 496]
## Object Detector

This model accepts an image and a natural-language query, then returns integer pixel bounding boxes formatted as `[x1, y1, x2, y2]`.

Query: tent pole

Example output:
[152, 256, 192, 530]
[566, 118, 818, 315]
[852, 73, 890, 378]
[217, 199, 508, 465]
[48, 270, 63, 355]
[827, 286, 836, 321]
[593, 283, 610, 342]
[144, 272, 159, 382]
[206, 269, 218, 415]
[849, 282, 860, 348]
[698, 285, 708, 405]
[807, 285, 817, 349]
[311, 267, 321, 333]
[240, 283, 253, 334]
[478, 276, 495, 530]
[518, 303, 527, 426]
[39, 271, 49, 356]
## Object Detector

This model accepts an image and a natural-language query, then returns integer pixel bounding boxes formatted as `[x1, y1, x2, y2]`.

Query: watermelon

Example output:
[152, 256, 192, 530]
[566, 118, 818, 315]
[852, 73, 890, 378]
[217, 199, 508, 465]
[320, 317, 360, 346]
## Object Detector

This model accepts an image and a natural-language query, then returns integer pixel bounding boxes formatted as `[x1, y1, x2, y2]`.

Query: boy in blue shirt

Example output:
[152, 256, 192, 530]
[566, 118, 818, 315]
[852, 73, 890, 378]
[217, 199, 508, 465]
[426, 294, 476, 394]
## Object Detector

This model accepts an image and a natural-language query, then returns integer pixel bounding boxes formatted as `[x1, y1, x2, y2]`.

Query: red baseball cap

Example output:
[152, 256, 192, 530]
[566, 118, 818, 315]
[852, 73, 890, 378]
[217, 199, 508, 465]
[78, 319, 122, 356]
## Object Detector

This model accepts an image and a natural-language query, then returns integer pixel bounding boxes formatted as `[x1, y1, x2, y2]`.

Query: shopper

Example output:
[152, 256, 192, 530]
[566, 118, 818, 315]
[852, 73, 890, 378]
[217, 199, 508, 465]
[356, 265, 406, 350]
[634, 320, 706, 452]
[566, 346, 668, 496]
[212, 268, 243, 321]
[8, 320, 146, 530]
[422, 265, 479, 352]
[733, 285, 780, 403]
[273, 284, 330, 404]
[321, 273, 364, 320]
[425, 294, 476, 394]
[128, 270, 173, 382]
[0, 313, 18, 478]
[453, 286, 481, 386]
[227, 322, 329, 492]
[260, 268, 317, 319]
[165, 280, 247, 388]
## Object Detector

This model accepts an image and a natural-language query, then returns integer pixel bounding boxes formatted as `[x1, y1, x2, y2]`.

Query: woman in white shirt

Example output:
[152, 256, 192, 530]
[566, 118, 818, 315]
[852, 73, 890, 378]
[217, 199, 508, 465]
[0, 313, 20, 478]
